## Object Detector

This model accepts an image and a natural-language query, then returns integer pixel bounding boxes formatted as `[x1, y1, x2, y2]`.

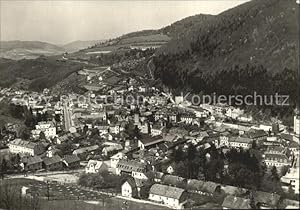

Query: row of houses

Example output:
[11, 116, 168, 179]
[120, 171, 299, 209]
[20, 154, 80, 172]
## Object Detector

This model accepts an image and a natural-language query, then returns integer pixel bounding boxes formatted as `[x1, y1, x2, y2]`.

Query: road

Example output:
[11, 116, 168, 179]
[63, 103, 73, 131]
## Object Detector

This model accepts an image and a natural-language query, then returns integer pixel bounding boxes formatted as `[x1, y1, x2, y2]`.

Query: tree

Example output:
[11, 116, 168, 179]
[1, 158, 8, 179]
[17, 126, 30, 140]
[271, 166, 280, 181]
[174, 161, 188, 178]
[39, 131, 46, 140]
[172, 147, 185, 163]
[83, 125, 88, 134]
[252, 140, 257, 149]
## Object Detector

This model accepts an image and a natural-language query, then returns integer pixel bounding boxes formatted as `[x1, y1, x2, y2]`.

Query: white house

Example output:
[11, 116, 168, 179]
[151, 124, 165, 136]
[110, 152, 126, 169]
[226, 107, 244, 119]
[33, 121, 57, 139]
[116, 159, 148, 180]
[219, 132, 231, 147]
[85, 160, 108, 174]
[149, 184, 188, 209]
[121, 178, 147, 198]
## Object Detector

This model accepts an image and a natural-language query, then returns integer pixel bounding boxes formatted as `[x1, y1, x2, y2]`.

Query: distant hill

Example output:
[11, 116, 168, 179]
[62, 40, 105, 53]
[68, 14, 212, 60]
[0, 40, 65, 60]
[0, 56, 85, 91]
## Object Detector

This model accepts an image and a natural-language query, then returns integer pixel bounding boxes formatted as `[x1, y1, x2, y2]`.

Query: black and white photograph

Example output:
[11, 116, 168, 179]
[0, 0, 299, 209]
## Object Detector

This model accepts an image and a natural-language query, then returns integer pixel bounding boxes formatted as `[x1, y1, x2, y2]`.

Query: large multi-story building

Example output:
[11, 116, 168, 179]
[228, 136, 253, 150]
[8, 139, 43, 156]
[263, 153, 291, 168]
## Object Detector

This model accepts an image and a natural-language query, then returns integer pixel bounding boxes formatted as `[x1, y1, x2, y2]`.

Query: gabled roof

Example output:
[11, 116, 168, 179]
[162, 175, 186, 188]
[280, 133, 294, 142]
[86, 160, 107, 170]
[246, 129, 268, 138]
[117, 159, 146, 173]
[73, 145, 99, 155]
[149, 184, 185, 200]
[186, 179, 205, 191]
[63, 155, 80, 164]
[229, 136, 252, 144]
[139, 135, 164, 146]
[264, 153, 289, 161]
[222, 185, 248, 196]
[43, 155, 62, 166]
[222, 195, 251, 209]
[23, 156, 43, 165]
[9, 139, 37, 149]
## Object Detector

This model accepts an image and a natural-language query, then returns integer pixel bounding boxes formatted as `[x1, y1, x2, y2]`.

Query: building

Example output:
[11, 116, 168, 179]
[180, 113, 196, 124]
[219, 132, 231, 147]
[63, 155, 80, 169]
[139, 122, 151, 134]
[43, 155, 63, 171]
[151, 124, 165, 136]
[281, 166, 300, 194]
[110, 152, 125, 169]
[265, 145, 287, 155]
[149, 184, 188, 209]
[73, 145, 99, 156]
[85, 160, 108, 174]
[21, 156, 43, 172]
[138, 136, 164, 150]
[222, 195, 251, 209]
[33, 121, 57, 139]
[294, 115, 300, 135]
[8, 139, 44, 156]
[263, 153, 291, 168]
[162, 175, 187, 189]
[186, 179, 219, 196]
[102, 144, 123, 156]
[122, 178, 139, 198]
[116, 159, 148, 180]
[228, 136, 252, 150]
[245, 129, 268, 143]
[226, 107, 244, 119]
[121, 177, 147, 198]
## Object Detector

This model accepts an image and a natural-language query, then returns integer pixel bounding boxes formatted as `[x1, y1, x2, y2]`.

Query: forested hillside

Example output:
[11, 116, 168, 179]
[153, 0, 299, 107]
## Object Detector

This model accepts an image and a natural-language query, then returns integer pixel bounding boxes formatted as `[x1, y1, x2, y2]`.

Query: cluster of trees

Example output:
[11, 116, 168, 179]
[153, 54, 299, 123]
[169, 144, 224, 182]
[0, 154, 21, 178]
[78, 171, 124, 192]
[225, 149, 262, 190]
[169, 144, 288, 195]
[9, 104, 49, 129]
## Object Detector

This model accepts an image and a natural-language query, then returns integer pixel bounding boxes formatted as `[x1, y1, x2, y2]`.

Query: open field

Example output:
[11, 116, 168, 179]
[1, 178, 169, 210]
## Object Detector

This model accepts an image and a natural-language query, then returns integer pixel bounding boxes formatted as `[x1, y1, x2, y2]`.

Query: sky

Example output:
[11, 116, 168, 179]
[1, 0, 249, 45]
